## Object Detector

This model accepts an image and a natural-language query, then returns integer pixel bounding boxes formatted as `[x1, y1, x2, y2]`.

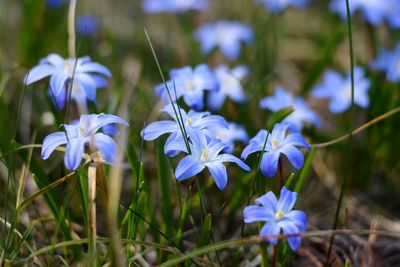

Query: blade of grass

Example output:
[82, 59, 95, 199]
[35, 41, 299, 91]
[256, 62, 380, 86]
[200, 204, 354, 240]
[326, 0, 354, 263]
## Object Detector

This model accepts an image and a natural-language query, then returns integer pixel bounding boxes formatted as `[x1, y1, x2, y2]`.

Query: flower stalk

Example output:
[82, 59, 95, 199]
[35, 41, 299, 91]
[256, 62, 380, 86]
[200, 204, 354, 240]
[88, 163, 97, 263]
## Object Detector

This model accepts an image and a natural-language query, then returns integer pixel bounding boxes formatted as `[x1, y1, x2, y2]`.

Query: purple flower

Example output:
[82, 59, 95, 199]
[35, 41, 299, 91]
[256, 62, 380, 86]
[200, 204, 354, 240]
[330, 0, 400, 27]
[25, 53, 111, 109]
[260, 86, 320, 131]
[241, 123, 309, 177]
[194, 21, 253, 60]
[141, 104, 228, 156]
[205, 122, 249, 153]
[142, 0, 207, 13]
[175, 129, 250, 190]
[155, 64, 219, 110]
[254, 0, 309, 13]
[371, 43, 400, 82]
[207, 65, 248, 111]
[311, 67, 370, 113]
[76, 15, 98, 36]
[243, 186, 307, 250]
[41, 113, 128, 170]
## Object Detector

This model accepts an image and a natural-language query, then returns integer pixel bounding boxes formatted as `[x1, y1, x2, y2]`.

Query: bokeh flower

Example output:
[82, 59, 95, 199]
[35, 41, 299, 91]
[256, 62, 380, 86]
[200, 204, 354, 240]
[25, 53, 111, 109]
[259, 86, 320, 131]
[243, 186, 307, 250]
[207, 65, 248, 111]
[194, 21, 253, 60]
[76, 15, 98, 36]
[155, 64, 219, 110]
[254, 0, 309, 13]
[41, 113, 128, 170]
[371, 43, 400, 82]
[330, 0, 400, 28]
[205, 122, 249, 153]
[175, 129, 250, 190]
[241, 123, 309, 177]
[142, 0, 207, 13]
[311, 67, 370, 113]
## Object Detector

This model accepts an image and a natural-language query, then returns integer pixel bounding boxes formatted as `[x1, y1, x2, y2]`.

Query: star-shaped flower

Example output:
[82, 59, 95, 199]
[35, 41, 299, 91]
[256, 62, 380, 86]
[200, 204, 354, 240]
[244, 186, 307, 250]
[41, 113, 128, 170]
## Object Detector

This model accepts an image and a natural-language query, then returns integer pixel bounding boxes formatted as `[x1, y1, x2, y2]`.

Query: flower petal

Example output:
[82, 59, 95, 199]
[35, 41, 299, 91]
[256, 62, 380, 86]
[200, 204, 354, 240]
[277, 187, 297, 213]
[25, 65, 56, 85]
[278, 220, 302, 251]
[260, 152, 280, 178]
[175, 155, 204, 181]
[255, 191, 278, 211]
[78, 62, 112, 77]
[92, 133, 117, 163]
[87, 113, 129, 134]
[285, 210, 307, 232]
[77, 73, 97, 101]
[41, 132, 68, 159]
[259, 222, 280, 245]
[141, 120, 178, 140]
[205, 161, 227, 190]
[50, 73, 69, 96]
[64, 138, 85, 170]
[279, 145, 304, 170]
[216, 154, 250, 171]
[243, 205, 274, 223]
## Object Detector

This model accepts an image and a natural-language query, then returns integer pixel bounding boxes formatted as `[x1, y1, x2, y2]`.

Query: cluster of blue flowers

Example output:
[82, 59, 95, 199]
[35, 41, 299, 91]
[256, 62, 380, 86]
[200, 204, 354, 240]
[31, 0, 400, 257]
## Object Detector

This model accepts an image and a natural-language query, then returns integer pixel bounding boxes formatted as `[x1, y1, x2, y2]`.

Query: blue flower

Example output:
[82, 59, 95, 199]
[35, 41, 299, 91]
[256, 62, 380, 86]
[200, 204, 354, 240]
[25, 53, 111, 109]
[241, 123, 309, 177]
[155, 64, 219, 110]
[76, 15, 98, 36]
[259, 86, 320, 131]
[207, 65, 248, 111]
[141, 104, 228, 156]
[46, 0, 64, 9]
[243, 186, 307, 250]
[205, 122, 249, 153]
[311, 67, 370, 113]
[254, 0, 309, 13]
[371, 43, 400, 82]
[194, 21, 253, 60]
[330, 0, 400, 28]
[41, 113, 128, 170]
[175, 129, 250, 190]
[142, 0, 207, 13]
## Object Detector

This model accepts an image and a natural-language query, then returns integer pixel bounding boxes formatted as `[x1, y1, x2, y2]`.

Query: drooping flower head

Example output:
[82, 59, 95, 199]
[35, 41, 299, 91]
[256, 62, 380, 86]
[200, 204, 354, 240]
[25, 53, 111, 109]
[259, 86, 320, 131]
[194, 21, 253, 60]
[254, 0, 310, 13]
[41, 113, 128, 170]
[205, 122, 249, 153]
[207, 65, 249, 111]
[155, 64, 219, 111]
[175, 129, 250, 190]
[141, 104, 228, 156]
[243, 186, 307, 250]
[330, 0, 400, 28]
[241, 123, 309, 177]
[371, 43, 400, 82]
[311, 67, 370, 114]
[142, 0, 208, 13]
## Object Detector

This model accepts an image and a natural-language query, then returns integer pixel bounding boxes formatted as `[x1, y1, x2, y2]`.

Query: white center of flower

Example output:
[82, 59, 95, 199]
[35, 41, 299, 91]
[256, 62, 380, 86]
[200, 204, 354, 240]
[272, 138, 279, 151]
[200, 150, 209, 162]
[186, 117, 192, 125]
[185, 80, 194, 92]
[78, 125, 86, 137]
[275, 210, 284, 220]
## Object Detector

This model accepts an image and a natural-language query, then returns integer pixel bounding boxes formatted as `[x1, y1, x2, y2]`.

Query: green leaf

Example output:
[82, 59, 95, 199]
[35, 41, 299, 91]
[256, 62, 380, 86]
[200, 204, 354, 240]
[197, 214, 212, 248]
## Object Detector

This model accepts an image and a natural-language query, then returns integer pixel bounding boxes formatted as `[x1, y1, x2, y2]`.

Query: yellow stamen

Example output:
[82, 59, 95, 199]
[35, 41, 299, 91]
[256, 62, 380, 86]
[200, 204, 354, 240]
[272, 138, 279, 151]
[275, 210, 284, 220]
[200, 150, 209, 162]
[185, 80, 194, 91]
